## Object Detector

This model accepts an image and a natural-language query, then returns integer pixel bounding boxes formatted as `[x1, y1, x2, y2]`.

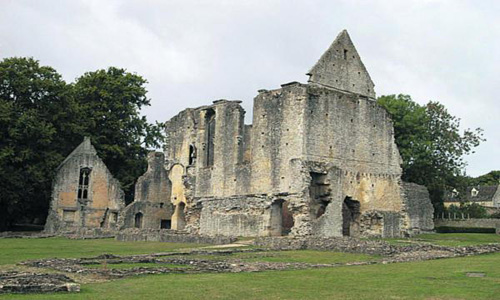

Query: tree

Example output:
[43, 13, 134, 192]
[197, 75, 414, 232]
[72, 67, 164, 202]
[469, 170, 500, 186]
[0, 58, 164, 230]
[0, 57, 78, 230]
[377, 94, 484, 213]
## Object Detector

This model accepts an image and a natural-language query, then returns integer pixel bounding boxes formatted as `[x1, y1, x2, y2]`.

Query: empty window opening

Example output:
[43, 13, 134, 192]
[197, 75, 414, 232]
[111, 212, 118, 223]
[342, 197, 360, 236]
[77, 168, 91, 200]
[309, 172, 331, 219]
[205, 109, 216, 167]
[134, 212, 143, 229]
[160, 219, 171, 229]
[343, 49, 348, 59]
[188, 144, 197, 165]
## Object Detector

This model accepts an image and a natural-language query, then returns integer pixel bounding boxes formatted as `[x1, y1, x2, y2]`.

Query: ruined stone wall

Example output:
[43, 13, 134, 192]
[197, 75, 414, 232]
[164, 100, 249, 199]
[250, 83, 307, 195]
[198, 196, 274, 237]
[402, 182, 435, 234]
[303, 84, 403, 212]
[45, 138, 125, 233]
[121, 152, 174, 230]
[153, 29, 434, 238]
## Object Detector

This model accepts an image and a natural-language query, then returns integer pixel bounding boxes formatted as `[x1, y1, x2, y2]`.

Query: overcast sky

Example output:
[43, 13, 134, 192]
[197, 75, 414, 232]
[1, 0, 498, 177]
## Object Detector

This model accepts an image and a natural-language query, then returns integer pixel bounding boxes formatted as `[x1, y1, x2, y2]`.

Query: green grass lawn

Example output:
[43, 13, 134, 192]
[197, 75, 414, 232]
[0, 234, 499, 299]
[0, 237, 207, 265]
[2, 251, 499, 299]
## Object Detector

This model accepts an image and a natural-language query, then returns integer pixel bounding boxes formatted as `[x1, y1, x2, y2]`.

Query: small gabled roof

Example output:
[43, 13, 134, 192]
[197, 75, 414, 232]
[307, 30, 376, 98]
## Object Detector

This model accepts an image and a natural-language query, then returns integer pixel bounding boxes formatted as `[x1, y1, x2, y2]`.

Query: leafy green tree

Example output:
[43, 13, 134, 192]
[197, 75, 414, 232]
[0, 57, 79, 230]
[377, 94, 484, 213]
[469, 170, 500, 186]
[72, 67, 164, 202]
[445, 203, 487, 219]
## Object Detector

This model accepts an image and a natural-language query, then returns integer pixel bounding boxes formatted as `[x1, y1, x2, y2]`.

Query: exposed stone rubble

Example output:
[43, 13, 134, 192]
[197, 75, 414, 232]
[19, 241, 500, 281]
[253, 237, 500, 259]
[116, 228, 237, 244]
[0, 272, 79, 294]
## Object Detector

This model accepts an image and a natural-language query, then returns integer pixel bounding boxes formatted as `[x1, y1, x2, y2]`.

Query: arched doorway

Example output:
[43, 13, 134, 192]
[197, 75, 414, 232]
[342, 197, 360, 236]
[134, 212, 143, 229]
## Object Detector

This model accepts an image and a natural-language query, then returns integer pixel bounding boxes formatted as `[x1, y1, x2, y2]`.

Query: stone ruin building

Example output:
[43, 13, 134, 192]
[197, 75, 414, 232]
[45, 137, 125, 233]
[45, 30, 434, 238]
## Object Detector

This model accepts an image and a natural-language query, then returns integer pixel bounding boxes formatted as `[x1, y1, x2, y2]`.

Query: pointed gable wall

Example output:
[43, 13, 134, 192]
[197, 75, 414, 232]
[307, 30, 376, 98]
[45, 137, 125, 233]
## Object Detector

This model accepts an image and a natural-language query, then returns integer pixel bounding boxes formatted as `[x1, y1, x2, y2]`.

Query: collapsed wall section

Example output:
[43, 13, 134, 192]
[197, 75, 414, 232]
[402, 182, 435, 234]
[122, 152, 174, 230]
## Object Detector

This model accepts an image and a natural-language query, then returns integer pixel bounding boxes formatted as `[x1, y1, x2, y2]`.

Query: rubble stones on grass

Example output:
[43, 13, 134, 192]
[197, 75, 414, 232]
[253, 236, 500, 258]
[0, 271, 80, 294]
[18, 240, 500, 281]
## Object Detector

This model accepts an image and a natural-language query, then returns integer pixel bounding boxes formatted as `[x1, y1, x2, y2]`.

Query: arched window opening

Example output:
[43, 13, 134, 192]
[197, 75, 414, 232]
[78, 168, 91, 200]
[205, 109, 216, 167]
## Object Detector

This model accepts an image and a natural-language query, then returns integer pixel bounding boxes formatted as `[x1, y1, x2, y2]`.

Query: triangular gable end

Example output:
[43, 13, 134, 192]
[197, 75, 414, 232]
[307, 30, 376, 99]
[56, 137, 97, 171]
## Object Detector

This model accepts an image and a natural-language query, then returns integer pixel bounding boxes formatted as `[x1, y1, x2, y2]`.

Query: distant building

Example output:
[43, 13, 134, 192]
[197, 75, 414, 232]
[444, 185, 500, 208]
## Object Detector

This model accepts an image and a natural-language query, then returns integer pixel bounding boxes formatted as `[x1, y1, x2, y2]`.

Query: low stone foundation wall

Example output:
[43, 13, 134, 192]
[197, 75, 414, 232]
[116, 228, 237, 245]
[253, 236, 500, 256]
[0, 272, 79, 294]
[253, 236, 399, 255]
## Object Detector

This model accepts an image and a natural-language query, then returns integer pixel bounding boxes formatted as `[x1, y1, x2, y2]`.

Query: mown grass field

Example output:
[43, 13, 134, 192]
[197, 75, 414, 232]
[0, 234, 499, 300]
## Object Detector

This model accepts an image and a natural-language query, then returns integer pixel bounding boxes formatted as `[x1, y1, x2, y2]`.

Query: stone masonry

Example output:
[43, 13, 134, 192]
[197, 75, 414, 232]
[47, 30, 434, 238]
[45, 137, 125, 233]
[130, 30, 434, 238]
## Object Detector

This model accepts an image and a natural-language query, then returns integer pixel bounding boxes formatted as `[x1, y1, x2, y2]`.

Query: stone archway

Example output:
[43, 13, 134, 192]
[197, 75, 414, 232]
[342, 197, 360, 236]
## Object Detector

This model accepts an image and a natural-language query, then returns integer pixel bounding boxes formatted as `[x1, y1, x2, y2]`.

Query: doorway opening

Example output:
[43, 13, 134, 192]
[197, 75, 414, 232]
[134, 212, 143, 229]
[342, 197, 360, 236]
